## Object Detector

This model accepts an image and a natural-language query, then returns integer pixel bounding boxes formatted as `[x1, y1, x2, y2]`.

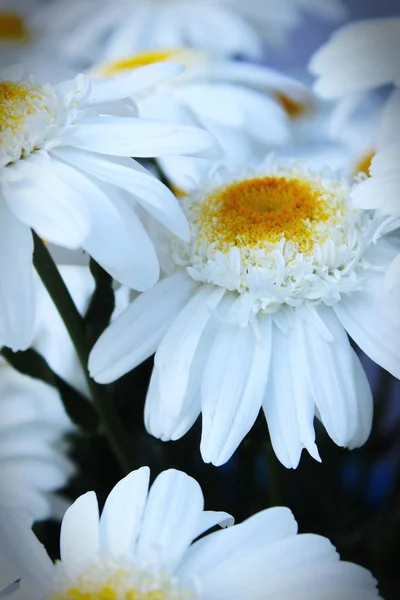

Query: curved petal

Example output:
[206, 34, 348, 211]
[3, 153, 90, 249]
[54, 148, 189, 240]
[89, 272, 195, 383]
[99, 467, 150, 556]
[333, 276, 400, 379]
[63, 115, 218, 159]
[297, 305, 363, 447]
[60, 492, 100, 577]
[0, 201, 35, 351]
[137, 469, 204, 570]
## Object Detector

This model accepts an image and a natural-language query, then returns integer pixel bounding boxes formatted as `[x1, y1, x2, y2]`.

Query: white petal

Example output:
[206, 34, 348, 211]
[82, 186, 160, 291]
[310, 18, 400, 97]
[0, 201, 35, 351]
[63, 115, 218, 159]
[154, 285, 225, 426]
[88, 62, 185, 104]
[263, 320, 320, 469]
[60, 492, 100, 577]
[334, 277, 400, 379]
[99, 467, 150, 556]
[193, 511, 234, 540]
[3, 153, 90, 249]
[298, 305, 363, 446]
[0, 505, 53, 596]
[348, 353, 373, 449]
[181, 506, 297, 579]
[89, 272, 195, 383]
[386, 253, 400, 290]
[137, 469, 204, 570]
[55, 148, 189, 240]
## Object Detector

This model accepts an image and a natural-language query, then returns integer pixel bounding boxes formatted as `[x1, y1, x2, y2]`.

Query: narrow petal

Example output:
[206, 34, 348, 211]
[3, 153, 90, 249]
[386, 253, 400, 290]
[55, 148, 189, 240]
[214, 314, 273, 466]
[60, 492, 100, 577]
[0, 201, 35, 351]
[63, 115, 218, 158]
[137, 470, 204, 570]
[181, 507, 297, 579]
[99, 467, 150, 556]
[334, 275, 400, 378]
[154, 285, 225, 425]
[88, 62, 184, 104]
[263, 320, 320, 469]
[0, 506, 53, 596]
[348, 353, 373, 449]
[89, 272, 195, 383]
[297, 305, 362, 447]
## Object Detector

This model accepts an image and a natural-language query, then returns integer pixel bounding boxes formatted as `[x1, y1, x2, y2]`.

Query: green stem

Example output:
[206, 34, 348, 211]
[32, 232, 133, 474]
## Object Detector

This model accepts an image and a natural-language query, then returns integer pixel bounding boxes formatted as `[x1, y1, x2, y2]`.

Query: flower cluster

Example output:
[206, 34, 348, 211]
[0, 1, 398, 598]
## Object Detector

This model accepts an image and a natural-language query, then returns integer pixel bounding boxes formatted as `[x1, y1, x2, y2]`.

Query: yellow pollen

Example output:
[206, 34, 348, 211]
[94, 49, 182, 77]
[0, 11, 29, 41]
[196, 176, 333, 253]
[172, 185, 187, 199]
[353, 149, 375, 177]
[276, 92, 313, 120]
[51, 586, 173, 600]
[0, 81, 43, 135]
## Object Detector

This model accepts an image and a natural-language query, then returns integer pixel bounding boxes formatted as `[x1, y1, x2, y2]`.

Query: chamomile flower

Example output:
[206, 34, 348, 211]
[32, 0, 347, 67]
[90, 157, 400, 469]
[93, 48, 314, 191]
[0, 467, 381, 599]
[310, 18, 400, 288]
[0, 66, 217, 351]
[0, 360, 73, 522]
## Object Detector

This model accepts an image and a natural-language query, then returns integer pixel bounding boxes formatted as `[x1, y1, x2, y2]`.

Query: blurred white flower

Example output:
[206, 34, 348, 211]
[93, 48, 315, 192]
[0, 67, 217, 351]
[32, 0, 347, 67]
[0, 360, 73, 523]
[0, 466, 381, 599]
[310, 18, 400, 288]
[0, 0, 74, 82]
[90, 157, 400, 468]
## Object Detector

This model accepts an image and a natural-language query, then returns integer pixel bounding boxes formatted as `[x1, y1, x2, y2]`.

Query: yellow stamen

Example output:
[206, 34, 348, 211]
[353, 149, 374, 177]
[52, 586, 172, 599]
[276, 92, 313, 120]
[196, 176, 333, 254]
[0, 81, 43, 135]
[172, 185, 187, 199]
[0, 11, 29, 41]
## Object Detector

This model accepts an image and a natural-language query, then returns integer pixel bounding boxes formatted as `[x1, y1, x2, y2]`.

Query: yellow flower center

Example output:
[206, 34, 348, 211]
[353, 149, 374, 177]
[94, 49, 189, 77]
[276, 92, 313, 120]
[0, 11, 29, 41]
[53, 588, 170, 599]
[195, 176, 333, 254]
[0, 81, 43, 136]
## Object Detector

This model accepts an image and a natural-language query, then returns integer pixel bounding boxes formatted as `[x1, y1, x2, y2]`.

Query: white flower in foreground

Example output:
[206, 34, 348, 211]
[90, 158, 400, 469]
[93, 48, 315, 192]
[0, 467, 381, 599]
[0, 66, 217, 351]
[310, 17, 400, 288]
[0, 360, 73, 522]
[32, 0, 347, 66]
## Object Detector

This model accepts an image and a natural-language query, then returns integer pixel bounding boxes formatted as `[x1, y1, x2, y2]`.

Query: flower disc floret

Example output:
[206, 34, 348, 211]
[172, 163, 374, 313]
[49, 557, 194, 600]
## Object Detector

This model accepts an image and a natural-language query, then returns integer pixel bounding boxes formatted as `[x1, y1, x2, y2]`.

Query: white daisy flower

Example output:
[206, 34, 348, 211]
[0, 66, 217, 351]
[89, 157, 400, 469]
[310, 17, 400, 288]
[32, 0, 347, 67]
[0, 466, 381, 599]
[93, 48, 315, 192]
[0, 0, 74, 82]
[0, 360, 73, 523]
